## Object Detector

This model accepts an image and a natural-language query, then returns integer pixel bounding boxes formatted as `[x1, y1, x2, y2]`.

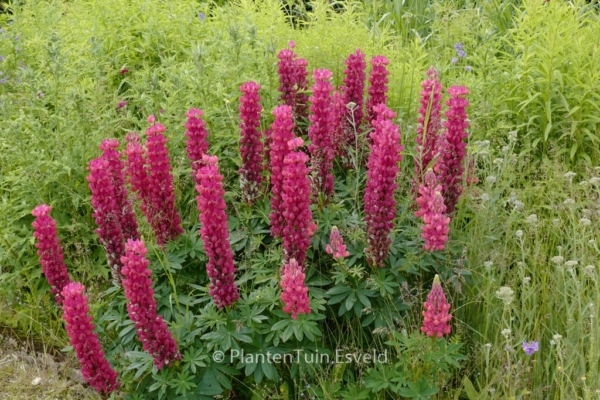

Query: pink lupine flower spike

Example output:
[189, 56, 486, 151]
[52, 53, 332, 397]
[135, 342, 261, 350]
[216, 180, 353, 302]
[421, 275, 452, 338]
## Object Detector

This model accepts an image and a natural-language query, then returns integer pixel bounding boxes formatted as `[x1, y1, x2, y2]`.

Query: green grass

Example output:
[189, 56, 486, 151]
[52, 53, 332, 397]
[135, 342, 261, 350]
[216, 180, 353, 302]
[1, 0, 600, 398]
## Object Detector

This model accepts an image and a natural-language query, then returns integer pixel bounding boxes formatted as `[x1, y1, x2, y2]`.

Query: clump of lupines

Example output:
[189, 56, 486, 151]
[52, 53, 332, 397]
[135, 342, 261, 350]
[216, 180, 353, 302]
[282, 138, 316, 267]
[121, 239, 181, 369]
[366, 55, 390, 126]
[184, 108, 210, 177]
[308, 69, 335, 198]
[364, 104, 403, 267]
[435, 86, 470, 213]
[31, 204, 71, 304]
[269, 105, 296, 238]
[87, 157, 127, 282]
[325, 226, 350, 260]
[98, 139, 140, 241]
[239, 81, 264, 205]
[415, 170, 451, 251]
[196, 155, 240, 308]
[143, 117, 184, 245]
[61, 282, 120, 394]
[340, 49, 366, 162]
[421, 275, 452, 338]
[280, 258, 311, 319]
[414, 67, 443, 186]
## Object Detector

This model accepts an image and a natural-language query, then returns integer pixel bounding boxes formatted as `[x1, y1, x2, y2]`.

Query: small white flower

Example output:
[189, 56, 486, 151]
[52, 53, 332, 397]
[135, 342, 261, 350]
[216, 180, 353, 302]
[563, 198, 575, 206]
[564, 172, 577, 182]
[501, 328, 512, 338]
[493, 158, 504, 164]
[583, 265, 595, 276]
[588, 239, 595, 245]
[551, 256, 565, 265]
[565, 260, 579, 268]
[496, 287, 515, 305]
[580, 180, 589, 187]
[514, 200, 524, 211]
[550, 340, 556, 346]
[552, 219, 560, 226]
[557, 246, 563, 252]
[480, 193, 490, 202]
[523, 277, 531, 285]
[580, 218, 591, 226]
[589, 177, 600, 185]
[525, 214, 538, 224]
[515, 230, 523, 238]
[502, 145, 510, 153]
[484, 261, 493, 271]
[508, 131, 518, 141]
[483, 343, 492, 349]
[553, 334, 563, 341]
[486, 176, 497, 184]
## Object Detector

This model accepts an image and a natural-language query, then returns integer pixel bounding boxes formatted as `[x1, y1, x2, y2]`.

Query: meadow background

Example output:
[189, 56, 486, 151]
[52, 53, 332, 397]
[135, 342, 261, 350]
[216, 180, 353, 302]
[1, 0, 599, 398]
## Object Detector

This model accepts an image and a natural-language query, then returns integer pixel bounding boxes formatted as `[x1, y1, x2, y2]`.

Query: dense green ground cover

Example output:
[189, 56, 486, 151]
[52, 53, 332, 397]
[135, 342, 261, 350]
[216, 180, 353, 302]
[1, 0, 600, 398]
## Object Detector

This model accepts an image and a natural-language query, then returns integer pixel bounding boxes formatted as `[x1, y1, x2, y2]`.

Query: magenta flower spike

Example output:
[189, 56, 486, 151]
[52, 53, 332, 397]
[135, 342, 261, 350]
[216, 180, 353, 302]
[277, 48, 297, 110]
[269, 105, 296, 239]
[364, 104, 403, 267]
[280, 258, 311, 319]
[415, 170, 451, 251]
[31, 204, 71, 304]
[435, 86, 470, 213]
[366, 55, 390, 127]
[239, 81, 264, 205]
[421, 275, 452, 338]
[61, 282, 120, 394]
[87, 157, 127, 282]
[124, 132, 149, 202]
[282, 138, 316, 267]
[294, 57, 310, 121]
[195, 155, 240, 308]
[184, 108, 210, 177]
[308, 69, 335, 198]
[99, 139, 139, 241]
[341, 49, 367, 161]
[325, 226, 350, 260]
[144, 120, 184, 245]
[331, 90, 347, 157]
[121, 239, 181, 369]
[414, 67, 443, 189]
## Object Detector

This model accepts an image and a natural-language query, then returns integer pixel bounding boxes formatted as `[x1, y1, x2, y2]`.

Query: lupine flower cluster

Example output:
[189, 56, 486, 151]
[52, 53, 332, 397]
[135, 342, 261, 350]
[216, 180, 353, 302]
[87, 139, 140, 282]
[277, 41, 309, 120]
[414, 66, 443, 186]
[435, 86, 470, 213]
[331, 90, 347, 157]
[308, 69, 335, 198]
[99, 139, 139, 241]
[184, 108, 210, 177]
[366, 55, 390, 127]
[61, 282, 120, 394]
[144, 120, 184, 244]
[269, 105, 296, 238]
[125, 120, 183, 246]
[280, 258, 311, 319]
[415, 170, 451, 251]
[196, 155, 240, 308]
[87, 156, 126, 282]
[325, 226, 350, 260]
[239, 81, 264, 205]
[121, 239, 181, 369]
[364, 104, 403, 267]
[31, 204, 71, 304]
[421, 275, 452, 338]
[339, 49, 366, 164]
[294, 57, 310, 120]
[277, 43, 298, 110]
[282, 138, 316, 267]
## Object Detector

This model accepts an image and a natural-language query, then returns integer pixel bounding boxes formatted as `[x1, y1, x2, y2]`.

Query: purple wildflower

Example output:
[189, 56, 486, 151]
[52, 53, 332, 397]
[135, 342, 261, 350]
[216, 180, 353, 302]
[117, 101, 127, 110]
[451, 58, 457, 64]
[522, 341, 539, 355]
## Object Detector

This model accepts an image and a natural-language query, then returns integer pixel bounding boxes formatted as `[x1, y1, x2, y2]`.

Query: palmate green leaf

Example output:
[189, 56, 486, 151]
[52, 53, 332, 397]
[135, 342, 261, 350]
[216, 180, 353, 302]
[397, 379, 438, 399]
